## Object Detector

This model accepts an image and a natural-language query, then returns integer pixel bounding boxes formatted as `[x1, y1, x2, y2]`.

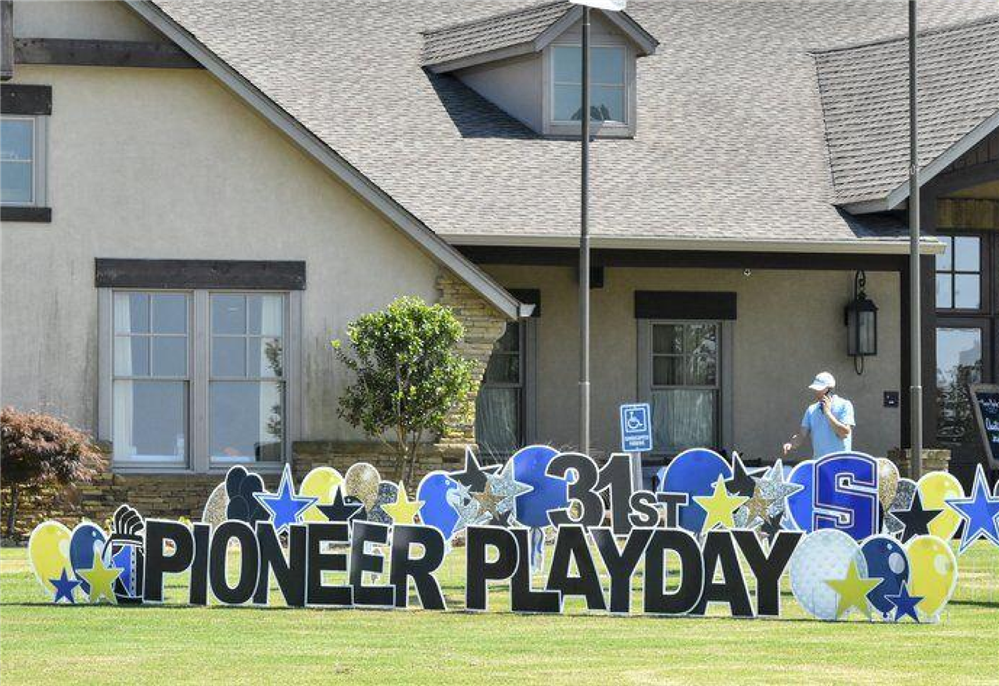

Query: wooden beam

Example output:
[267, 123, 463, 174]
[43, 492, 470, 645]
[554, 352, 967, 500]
[1, 0, 13, 81]
[95, 259, 307, 290]
[14, 38, 201, 69]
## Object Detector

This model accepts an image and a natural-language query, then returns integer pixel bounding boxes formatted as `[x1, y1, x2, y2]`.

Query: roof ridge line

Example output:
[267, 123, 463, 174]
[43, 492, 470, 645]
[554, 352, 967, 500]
[808, 12, 999, 56]
[420, 0, 568, 37]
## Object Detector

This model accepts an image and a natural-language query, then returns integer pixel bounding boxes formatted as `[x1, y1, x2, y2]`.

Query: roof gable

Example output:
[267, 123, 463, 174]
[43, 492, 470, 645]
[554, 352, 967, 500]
[422, 0, 658, 73]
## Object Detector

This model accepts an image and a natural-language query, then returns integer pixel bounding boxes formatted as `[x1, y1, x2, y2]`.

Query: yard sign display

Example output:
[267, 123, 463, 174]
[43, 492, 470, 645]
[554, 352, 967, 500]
[27, 446, 999, 622]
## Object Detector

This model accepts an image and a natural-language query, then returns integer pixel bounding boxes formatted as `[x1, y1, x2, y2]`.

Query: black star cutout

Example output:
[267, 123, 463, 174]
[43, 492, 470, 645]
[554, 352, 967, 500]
[488, 507, 513, 528]
[451, 449, 501, 492]
[760, 512, 784, 540]
[725, 453, 758, 498]
[892, 491, 942, 543]
[317, 486, 363, 524]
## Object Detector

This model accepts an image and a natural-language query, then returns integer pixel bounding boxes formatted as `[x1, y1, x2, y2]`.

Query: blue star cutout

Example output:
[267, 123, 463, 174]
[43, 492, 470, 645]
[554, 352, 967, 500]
[254, 464, 318, 534]
[50, 568, 82, 604]
[886, 581, 923, 623]
[945, 463, 999, 554]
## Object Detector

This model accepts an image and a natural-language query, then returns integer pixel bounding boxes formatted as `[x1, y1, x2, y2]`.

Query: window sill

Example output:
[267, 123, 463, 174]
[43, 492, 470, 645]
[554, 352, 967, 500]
[112, 462, 287, 476]
[1, 206, 51, 222]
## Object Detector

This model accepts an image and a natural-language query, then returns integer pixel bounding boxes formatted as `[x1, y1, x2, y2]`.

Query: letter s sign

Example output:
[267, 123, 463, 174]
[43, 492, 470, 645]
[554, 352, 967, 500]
[812, 453, 879, 541]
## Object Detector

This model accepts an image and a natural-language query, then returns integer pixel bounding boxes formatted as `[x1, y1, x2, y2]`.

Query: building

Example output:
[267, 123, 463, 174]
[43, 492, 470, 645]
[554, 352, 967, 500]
[2, 0, 997, 530]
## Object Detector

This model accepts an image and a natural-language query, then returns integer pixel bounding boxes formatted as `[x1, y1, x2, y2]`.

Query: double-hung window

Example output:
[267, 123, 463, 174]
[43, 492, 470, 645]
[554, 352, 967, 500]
[475, 319, 537, 461]
[104, 287, 297, 472]
[1, 115, 47, 208]
[551, 45, 627, 124]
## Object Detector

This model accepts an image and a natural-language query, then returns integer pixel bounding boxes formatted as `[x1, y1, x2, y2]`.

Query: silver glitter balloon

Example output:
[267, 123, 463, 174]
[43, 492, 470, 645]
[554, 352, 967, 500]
[201, 482, 228, 527]
[364, 481, 399, 525]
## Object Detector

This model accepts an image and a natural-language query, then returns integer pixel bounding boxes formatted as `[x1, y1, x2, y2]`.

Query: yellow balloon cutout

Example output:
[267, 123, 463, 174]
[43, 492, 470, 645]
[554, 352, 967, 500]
[917, 472, 964, 540]
[298, 466, 344, 522]
[906, 535, 957, 619]
[28, 521, 73, 595]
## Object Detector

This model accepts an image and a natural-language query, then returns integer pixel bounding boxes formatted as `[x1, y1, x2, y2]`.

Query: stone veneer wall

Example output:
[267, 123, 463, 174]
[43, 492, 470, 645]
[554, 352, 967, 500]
[0, 269, 510, 539]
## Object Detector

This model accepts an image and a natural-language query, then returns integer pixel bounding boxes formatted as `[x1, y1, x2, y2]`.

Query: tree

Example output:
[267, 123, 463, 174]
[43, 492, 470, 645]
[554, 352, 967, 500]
[332, 297, 476, 487]
[1, 407, 103, 538]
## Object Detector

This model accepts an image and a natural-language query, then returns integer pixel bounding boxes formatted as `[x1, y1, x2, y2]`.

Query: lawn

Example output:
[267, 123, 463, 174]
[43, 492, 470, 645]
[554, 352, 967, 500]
[1, 543, 998, 685]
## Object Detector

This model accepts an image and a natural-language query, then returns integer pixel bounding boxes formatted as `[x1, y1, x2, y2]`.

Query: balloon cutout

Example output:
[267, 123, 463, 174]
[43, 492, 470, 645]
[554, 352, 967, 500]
[343, 462, 381, 511]
[860, 535, 910, 618]
[417, 471, 461, 540]
[906, 535, 957, 620]
[917, 471, 964, 541]
[28, 520, 73, 597]
[786, 460, 814, 532]
[658, 448, 732, 534]
[876, 458, 900, 511]
[298, 466, 344, 522]
[789, 528, 867, 620]
[69, 522, 107, 595]
[511, 445, 565, 528]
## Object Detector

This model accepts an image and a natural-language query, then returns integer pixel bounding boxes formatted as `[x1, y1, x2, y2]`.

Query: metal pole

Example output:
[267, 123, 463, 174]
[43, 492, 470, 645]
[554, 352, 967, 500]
[579, 6, 591, 454]
[908, 0, 923, 480]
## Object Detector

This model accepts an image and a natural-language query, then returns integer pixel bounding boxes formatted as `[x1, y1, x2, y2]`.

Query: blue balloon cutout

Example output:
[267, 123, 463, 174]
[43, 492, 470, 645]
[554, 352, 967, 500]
[417, 471, 460, 540]
[69, 523, 107, 594]
[786, 460, 815, 532]
[658, 448, 732, 534]
[512, 445, 567, 528]
[861, 535, 910, 617]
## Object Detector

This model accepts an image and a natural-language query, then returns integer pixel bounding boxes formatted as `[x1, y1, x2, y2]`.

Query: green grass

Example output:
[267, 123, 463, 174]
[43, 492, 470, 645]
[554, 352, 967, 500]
[1, 543, 998, 685]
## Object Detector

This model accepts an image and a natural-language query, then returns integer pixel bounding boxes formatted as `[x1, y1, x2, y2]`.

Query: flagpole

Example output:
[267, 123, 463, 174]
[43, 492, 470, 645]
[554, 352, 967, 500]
[908, 0, 923, 480]
[579, 5, 591, 455]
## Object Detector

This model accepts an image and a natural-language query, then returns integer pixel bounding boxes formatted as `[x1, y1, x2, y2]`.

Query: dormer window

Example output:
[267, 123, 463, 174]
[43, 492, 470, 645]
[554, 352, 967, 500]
[551, 45, 626, 125]
[422, 1, 657, 139]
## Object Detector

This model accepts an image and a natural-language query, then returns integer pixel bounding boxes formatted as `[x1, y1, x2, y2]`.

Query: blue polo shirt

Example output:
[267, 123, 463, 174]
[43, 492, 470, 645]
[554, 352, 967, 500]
[802, 395, 855, 458]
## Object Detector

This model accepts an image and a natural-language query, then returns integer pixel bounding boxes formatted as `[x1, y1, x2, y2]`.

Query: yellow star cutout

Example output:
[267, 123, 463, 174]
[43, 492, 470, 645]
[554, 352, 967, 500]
[825, 560, 879, 620]
[381, 482, 425, 525]
[693, 477, 748, 533]
[78, 553, 121, 604]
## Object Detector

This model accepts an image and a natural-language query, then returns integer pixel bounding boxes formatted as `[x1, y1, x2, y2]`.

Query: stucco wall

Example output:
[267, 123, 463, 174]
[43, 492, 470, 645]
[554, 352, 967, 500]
[13, 0, 167, 42]
[482, 265, 902, 461]
[1, 65, 442, 441]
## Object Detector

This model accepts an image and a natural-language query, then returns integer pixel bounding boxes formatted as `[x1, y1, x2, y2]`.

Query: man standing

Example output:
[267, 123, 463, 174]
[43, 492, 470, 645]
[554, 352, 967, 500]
[782, 372, 855, 458]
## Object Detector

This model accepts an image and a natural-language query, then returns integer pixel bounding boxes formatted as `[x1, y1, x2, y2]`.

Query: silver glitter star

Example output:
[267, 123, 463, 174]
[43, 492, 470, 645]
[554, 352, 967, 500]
[451, 493, 491, 532]
[483, 461, 533, 515]
[754, 459, 803, 519]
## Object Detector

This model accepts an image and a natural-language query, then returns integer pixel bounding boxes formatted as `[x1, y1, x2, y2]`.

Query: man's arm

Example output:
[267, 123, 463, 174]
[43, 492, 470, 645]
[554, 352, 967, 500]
[822, 395, 852, 439]
[782, 426, 809, 456]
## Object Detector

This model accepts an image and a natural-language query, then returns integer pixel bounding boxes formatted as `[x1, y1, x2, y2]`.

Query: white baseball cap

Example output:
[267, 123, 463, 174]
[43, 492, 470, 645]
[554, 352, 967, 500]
[808, 371, 836, 392]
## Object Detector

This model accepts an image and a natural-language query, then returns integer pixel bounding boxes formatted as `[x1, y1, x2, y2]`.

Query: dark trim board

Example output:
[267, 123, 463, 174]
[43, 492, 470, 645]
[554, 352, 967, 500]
[1, 206, 51, 222]
[635, 291, 737, 320]
[0, 83, 51, 115]
[460, 246, 910, 272]
[508, 288, 541, 317]
[1, 0, 12, 81]
[95, 259, 307, 290]
[14, 38, 201, 69]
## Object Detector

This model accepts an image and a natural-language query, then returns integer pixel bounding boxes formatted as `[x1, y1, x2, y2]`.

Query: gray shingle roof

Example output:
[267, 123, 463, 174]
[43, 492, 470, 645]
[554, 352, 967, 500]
[150, 0, 999, 249]
[814, 16, 999, 207]
[422, 0, 570, 68]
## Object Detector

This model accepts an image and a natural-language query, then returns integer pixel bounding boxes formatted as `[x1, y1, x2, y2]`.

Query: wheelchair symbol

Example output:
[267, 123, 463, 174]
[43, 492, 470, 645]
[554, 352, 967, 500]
[625, 409, 645, 432]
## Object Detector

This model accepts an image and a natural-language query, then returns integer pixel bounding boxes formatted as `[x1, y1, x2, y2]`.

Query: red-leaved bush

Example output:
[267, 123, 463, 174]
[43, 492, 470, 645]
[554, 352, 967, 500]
[1, 407, 102, 538]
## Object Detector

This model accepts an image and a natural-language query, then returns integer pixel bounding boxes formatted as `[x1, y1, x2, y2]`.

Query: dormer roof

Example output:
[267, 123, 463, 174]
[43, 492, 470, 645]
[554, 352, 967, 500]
[422, 0, 658, 73]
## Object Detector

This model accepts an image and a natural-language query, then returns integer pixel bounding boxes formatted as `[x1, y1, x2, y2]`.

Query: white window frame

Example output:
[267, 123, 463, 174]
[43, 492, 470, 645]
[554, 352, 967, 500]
[0, 114, 48, 207]
[98, 288, 303, 474]
[637, 319, 734, 457]
[542, 40, 635, 138]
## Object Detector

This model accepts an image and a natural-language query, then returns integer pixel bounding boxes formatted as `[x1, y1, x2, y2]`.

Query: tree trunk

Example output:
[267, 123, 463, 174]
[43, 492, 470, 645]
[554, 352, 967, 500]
[394, 443, 408, 484]
[5, 483, 18, 540]
[404, 443, 421, 492]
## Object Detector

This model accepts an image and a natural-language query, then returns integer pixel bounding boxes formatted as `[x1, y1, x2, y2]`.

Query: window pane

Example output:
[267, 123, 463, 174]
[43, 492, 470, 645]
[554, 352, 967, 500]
[113, 380, 186, 462]
[652, 324, 682, 354]
[152, 294, 188, 334]
[495, 323, 520, 353]
[954, 274, 980, 309]
[935, 328, 982, 443]
[685, 324, 718, 357]
[953, 236, 980, 272]
[936, 275, 953, 309]
[485, 353, 519, 384]
[592, 47, 625, 85]
[249, 337, 284, 378]
[553, 83, 582, 121]
[115, 293, 150, 334]
[652, 355, 683, 386]
[247, 295, 283, 336]
[212, 337, 246, 377]
[475, 387, 521, 459]
[114, 336, 149, 376]
[591, 85, 625, 122]
[552, 46, 580, 83]
[688, 355, 717, 386]
[210, 381, 283, 462]
[151, 337, 187, 377]
[935, 236, 953, 271]
[651, 389, 716, 453]
[212, 294, 245, 334]
[1, 119, 33, 161]
[0, 161, 32, 204]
